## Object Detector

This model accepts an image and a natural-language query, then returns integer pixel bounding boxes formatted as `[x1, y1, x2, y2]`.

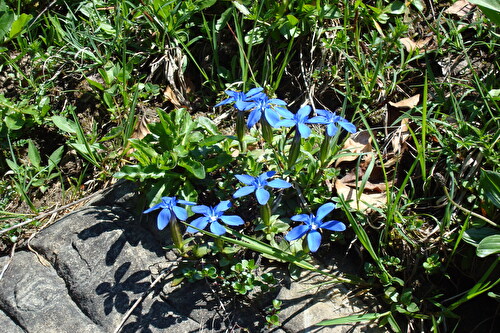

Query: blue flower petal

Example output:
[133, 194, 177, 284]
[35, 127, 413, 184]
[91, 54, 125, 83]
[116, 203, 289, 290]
[210, 220, 227, 235]
[172, 206, 188, 221]
[275, 119, 296, 128]
[297, 123, 311, 138]
[157, 208, 172, 230]
[220, 215, 245, 226]
[296, 105, 311, 120]
[291, 214, 310, 222]
[315, 109, 330, 117]
[276, 108, 294, 119]
[215, 200, 232, 213]
[260, 170, 276, 180]
[186, 216, 210, 233]
[268, 98, 287, 105]
[192, 205, 211, 215]
[316, 203, 336, 222]
[214, 97, 233, 107]
[177, 199, 196, 206]
[307, 230, 322, 252]
[247, 109, 262, 128]
[235, 174, 255, 185]
[264, 108, 281, 127]
[234, 100, 251, 111]
[233, 186, 256, 198]
[339, 120, 357, 133]
[306, 115, 328, 124]
[320, 220, 346, 232]
[246, 87, 264, 97]
[285, 224, 310, 241]
[143, 202, 162, 214]
[267, 179, 291, 189]
[327, 123, 338, 137]
[255, 188, 270, 205]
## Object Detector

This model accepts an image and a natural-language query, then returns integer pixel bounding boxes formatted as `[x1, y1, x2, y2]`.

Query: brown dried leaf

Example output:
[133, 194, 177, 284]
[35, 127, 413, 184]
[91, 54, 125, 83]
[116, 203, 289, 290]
[399, 37, 433, 53]
[445, 0, 475, 18]
[389, 94, 420, 109]
[391, 118, 411, 156]
[335, 179, 387, 212]
[164, 85, 183, 108]
[335, 131, 373, 167]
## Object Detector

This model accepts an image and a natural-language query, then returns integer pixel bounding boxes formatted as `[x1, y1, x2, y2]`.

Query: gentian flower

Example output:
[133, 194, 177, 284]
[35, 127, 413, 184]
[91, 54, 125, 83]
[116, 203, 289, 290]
[186, 201, 244, 235]
[243, 94, 287, 128]
[143, 196, 196, 230]
[274, 105, 327, 138]
[214, 87, 265, 111]
[311, 109, 356, 136]
[233, 171, 292, 205]
[285, 203, 346, 252]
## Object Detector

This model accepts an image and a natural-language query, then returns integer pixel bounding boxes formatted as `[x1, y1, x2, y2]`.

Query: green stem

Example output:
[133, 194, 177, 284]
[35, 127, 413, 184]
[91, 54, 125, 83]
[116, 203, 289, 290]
[236, 111, 246, 151]
[287, 130, 301, 170]
[169, 217, 184, 253]
[260, 202, 272, 229]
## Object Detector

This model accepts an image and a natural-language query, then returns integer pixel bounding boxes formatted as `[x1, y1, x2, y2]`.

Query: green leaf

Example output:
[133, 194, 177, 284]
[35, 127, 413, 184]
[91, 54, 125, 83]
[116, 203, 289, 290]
[86, 78, 104, 91]
[480, 170, 500, 208]
[463, 227, 498, 247]
[47, 146, 64, 171]
[316, 312, 390, 326]
[51, 116, 77, 134]
[9, 13, 32, 39]
[179, 157, 205, 179]
[0, 11, 14, 41]
[5, 113, 24, 130]
[387, 1, 405, 15]
[477, 235, 500, 257]
[27, 140, 41, 169]
[469, 0, 500, 25]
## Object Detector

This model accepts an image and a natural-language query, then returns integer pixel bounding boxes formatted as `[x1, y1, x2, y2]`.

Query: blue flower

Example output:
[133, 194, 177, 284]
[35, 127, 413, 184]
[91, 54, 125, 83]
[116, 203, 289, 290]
[186, 201, 244, 235]
[243, 94, 287, 128]
[143, 196, 196, 230]
[274, 105, 327, 138]
[311, 109, 356, 136]
[214, 87, 265, 111]
[285, 203, 346, 252]
[233, 171, 292, 205]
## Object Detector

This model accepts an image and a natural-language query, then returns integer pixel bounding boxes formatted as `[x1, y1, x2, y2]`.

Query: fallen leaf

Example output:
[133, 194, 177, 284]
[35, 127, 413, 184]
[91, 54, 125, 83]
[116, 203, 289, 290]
[335, 131, 373, 167]
[391, 118, 411, 156]
[445, 0, 475, 18]
[164, 85, 183, 108]
[335, 179, 387, 212]
[399, 37, 432, 52]
[389, 94, 420, 109]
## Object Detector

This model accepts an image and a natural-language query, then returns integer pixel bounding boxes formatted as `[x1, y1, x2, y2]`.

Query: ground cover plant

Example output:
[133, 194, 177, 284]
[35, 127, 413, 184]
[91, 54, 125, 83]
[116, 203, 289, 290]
[0, 0, 499, 331]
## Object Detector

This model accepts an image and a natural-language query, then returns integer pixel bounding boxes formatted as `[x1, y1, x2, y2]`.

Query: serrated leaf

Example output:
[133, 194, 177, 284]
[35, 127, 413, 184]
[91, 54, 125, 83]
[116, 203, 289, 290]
[477, 235, 500, 257]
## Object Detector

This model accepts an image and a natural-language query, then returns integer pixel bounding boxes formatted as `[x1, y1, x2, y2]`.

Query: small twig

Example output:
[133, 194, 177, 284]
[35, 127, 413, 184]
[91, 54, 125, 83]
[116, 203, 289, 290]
[0, 243, 16, 281]
[434, 173, 498, 228]
[0, 189, 105, 235]
[113, 267, 172, 333]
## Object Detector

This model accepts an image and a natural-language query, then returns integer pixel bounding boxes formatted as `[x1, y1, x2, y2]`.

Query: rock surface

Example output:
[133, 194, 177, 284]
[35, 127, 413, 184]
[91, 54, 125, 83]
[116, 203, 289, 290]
[0, 181, 381, 332]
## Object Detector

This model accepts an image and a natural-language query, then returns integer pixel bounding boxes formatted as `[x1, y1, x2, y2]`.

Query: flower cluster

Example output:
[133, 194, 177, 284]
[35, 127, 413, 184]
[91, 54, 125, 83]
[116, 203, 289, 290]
[215, 88, 356, 136]
[143, 87, 356, 253]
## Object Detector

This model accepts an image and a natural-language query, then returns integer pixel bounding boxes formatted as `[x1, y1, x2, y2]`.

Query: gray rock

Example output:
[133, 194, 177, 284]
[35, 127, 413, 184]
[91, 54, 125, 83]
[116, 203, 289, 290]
[29, 206, 200, 332]
[276, 269, 383, 333]
[0, 251, 101, 333]
[0, 308, 25, 333]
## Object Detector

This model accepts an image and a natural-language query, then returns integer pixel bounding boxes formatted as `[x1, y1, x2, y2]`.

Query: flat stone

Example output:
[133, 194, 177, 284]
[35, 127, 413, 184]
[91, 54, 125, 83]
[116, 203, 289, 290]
[277, 270, 383, 333]
[29, 206, 199, 332]
[0, 308, 25, 333]
[0, 251, 101, 333]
